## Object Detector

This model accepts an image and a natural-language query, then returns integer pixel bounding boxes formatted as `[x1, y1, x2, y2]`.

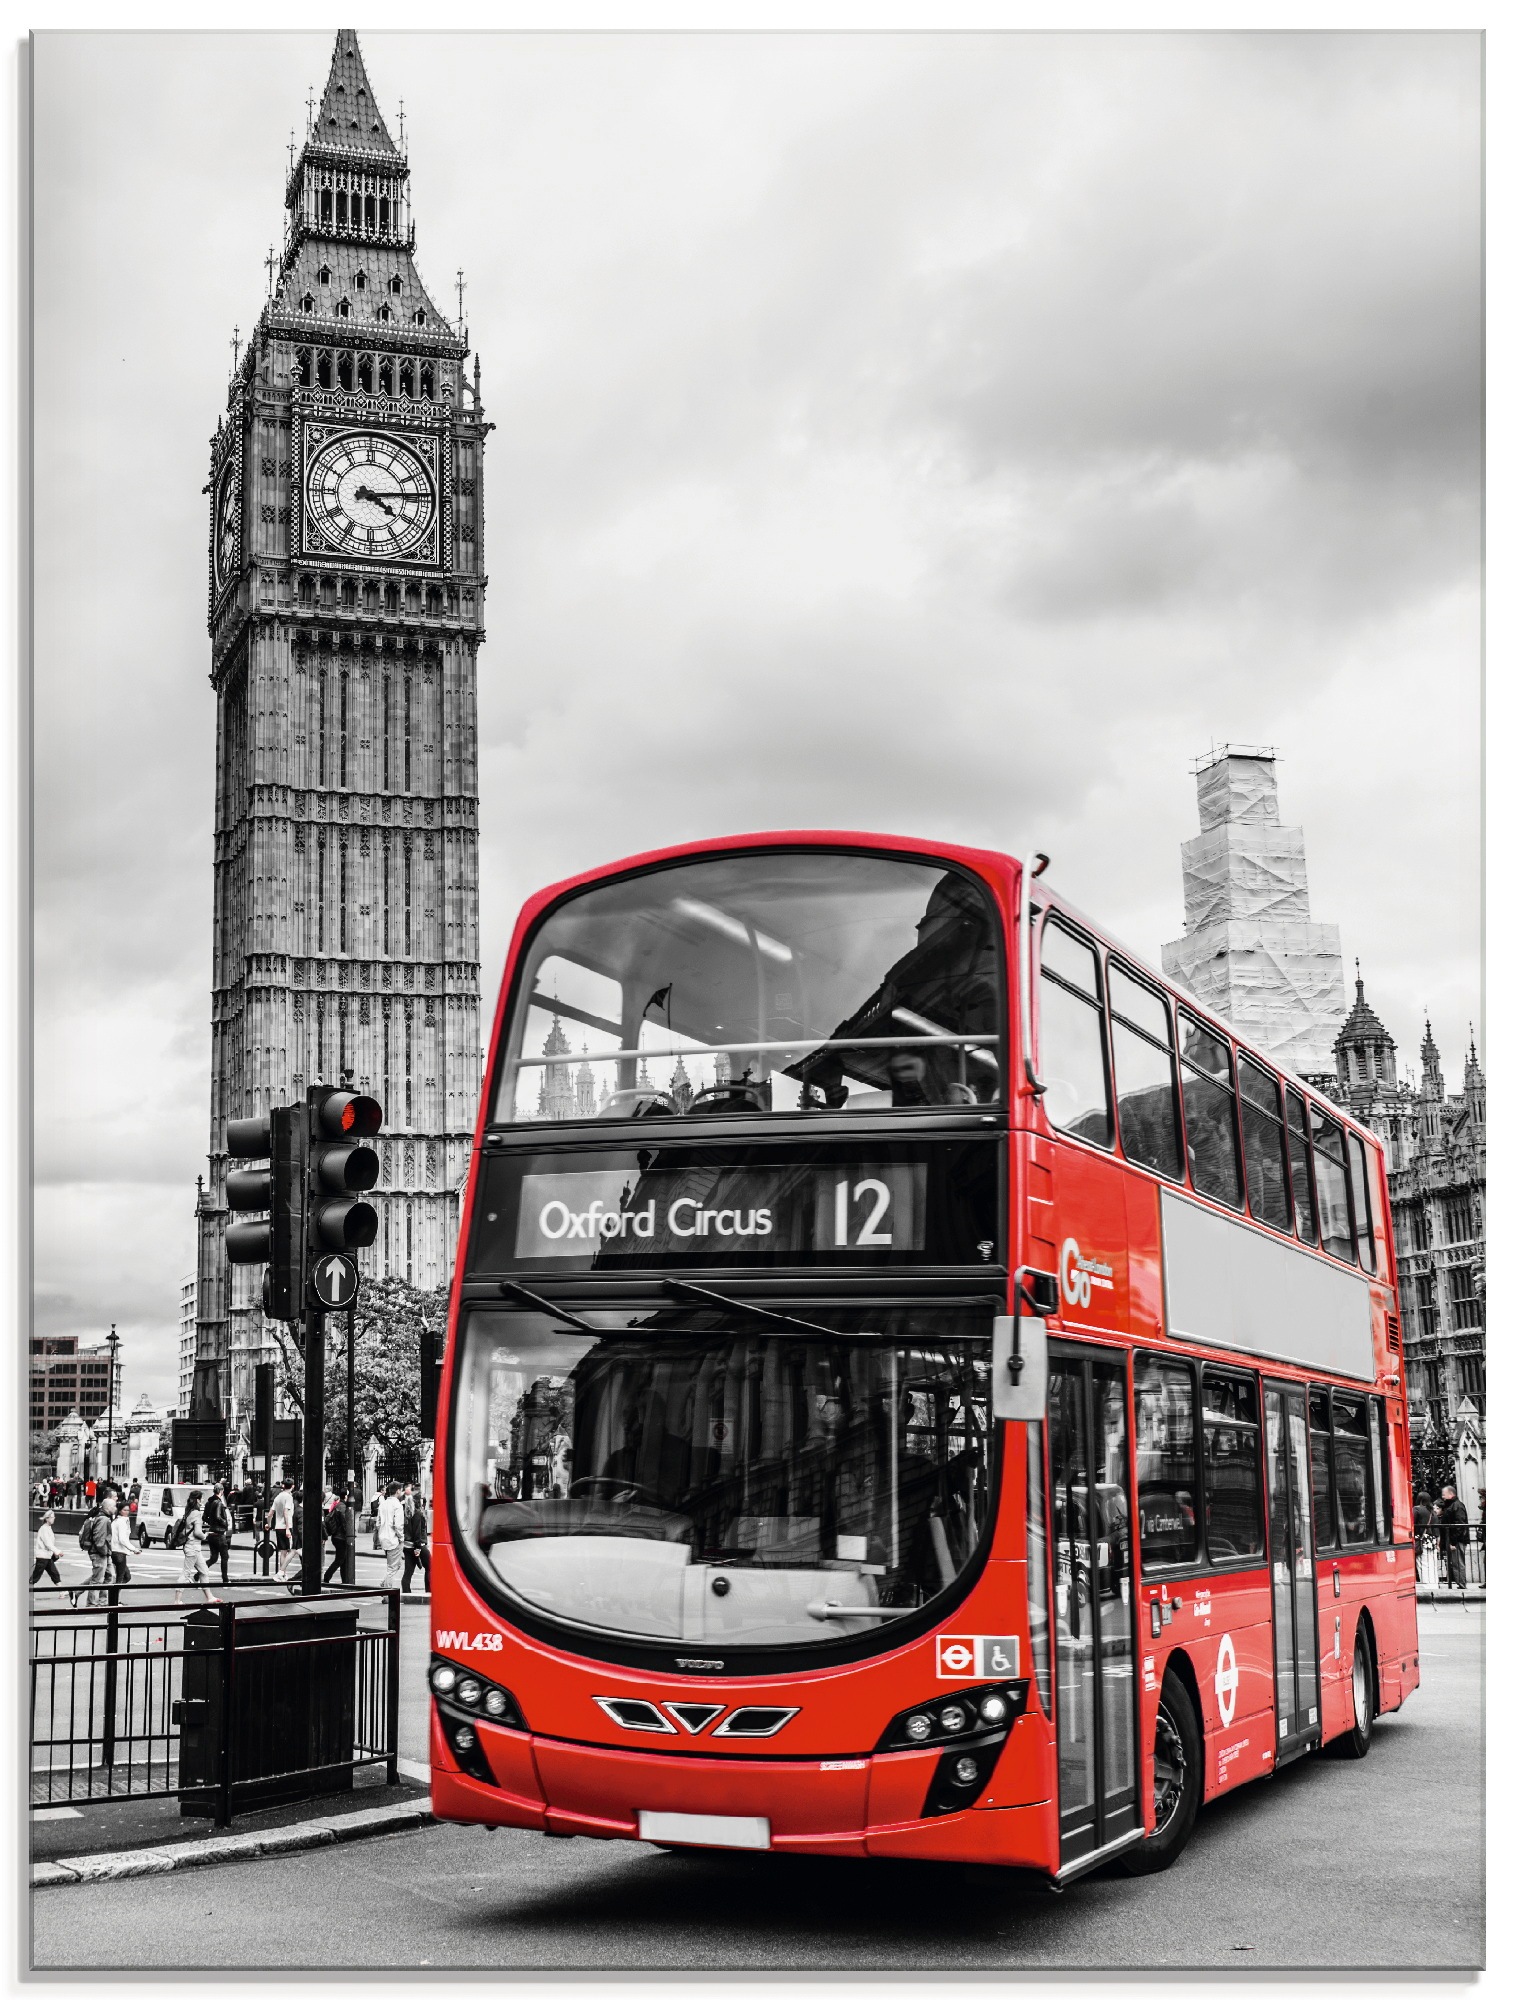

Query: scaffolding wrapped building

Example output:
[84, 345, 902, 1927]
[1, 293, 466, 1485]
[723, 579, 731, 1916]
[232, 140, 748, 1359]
[1161, 746, 1345, 1077]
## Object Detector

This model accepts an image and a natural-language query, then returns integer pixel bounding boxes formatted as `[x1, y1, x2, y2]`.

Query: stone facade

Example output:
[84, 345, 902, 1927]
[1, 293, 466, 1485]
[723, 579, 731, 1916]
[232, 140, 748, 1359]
[1162, 747, 1346, 1076]
[195, 31, 484, 1431]
[1320, 975, 1485, 1504]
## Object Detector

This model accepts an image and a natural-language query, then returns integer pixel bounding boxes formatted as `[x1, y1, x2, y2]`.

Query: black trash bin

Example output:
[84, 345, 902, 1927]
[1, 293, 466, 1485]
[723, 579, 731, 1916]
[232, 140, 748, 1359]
[177, 1600, 359, 1819]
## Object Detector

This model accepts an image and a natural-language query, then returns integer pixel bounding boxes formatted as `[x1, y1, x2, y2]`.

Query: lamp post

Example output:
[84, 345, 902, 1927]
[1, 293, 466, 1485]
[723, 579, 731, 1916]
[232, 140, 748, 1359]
[104, 1323, 121, 1489]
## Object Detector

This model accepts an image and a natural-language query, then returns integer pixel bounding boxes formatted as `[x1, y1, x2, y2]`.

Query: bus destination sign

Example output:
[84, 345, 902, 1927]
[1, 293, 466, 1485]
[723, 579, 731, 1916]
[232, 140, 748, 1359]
[467, 1140, 999, 1273]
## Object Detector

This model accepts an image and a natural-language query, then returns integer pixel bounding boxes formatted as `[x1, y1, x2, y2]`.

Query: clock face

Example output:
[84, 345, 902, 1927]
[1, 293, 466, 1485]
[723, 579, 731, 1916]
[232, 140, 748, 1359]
[305, 431, 437, 561]
[214, 465, 239, 590]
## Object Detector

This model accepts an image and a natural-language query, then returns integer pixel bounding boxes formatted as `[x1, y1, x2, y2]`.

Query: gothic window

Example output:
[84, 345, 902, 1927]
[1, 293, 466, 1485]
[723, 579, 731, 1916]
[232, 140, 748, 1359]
[339, 840, 349, 953]
[320, 189, 332, 224]
[399, 361, 414, 397]
[363, 579, 378, 613]
[341, 579, 357, 613]
[404, 582, 420, 618]
[357, 354, 372, 393]
[403, 838, 413, 955]
[384, 582, 399, 615]
[319, 264, 331, 286]
[295, 348, 312, 386]
[377, 304, 391, 325]
[420, 363, 434, 399]
[1449, 1263, 1482, 1330]
[355, 271, 367, 291]
[337, 352, 353, 390]
[300, 295, 315, 316]
[316, 830, 327, 951]
[379, 196, 390, 231]
[382, 673, 392, 791]
[337, 298, 352, 320]
[388, 274, 402, 295]
[298, 574, 314, 609]
[378, 355, 393, 392]
[339, 669, 350, 781]
[383, 840, 391, 950]
[316, 351, 333, 389]
[364, 195, 376, 229]
[412, 309, 426, 326]
[318, 670, 328, 786]
[321, 574, 336, 609]
[426, 586, 441, 615]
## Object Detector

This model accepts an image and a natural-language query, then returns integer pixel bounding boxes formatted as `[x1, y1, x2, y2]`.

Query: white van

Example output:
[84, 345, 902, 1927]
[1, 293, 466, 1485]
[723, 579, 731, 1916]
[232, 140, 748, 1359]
[136, 1483, 203, 1546]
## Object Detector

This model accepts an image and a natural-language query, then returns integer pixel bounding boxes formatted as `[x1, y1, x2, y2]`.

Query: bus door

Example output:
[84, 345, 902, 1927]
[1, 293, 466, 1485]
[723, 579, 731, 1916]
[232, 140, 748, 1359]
[1048, 1346, 1139, 1868]
[1264, 1381, 1320, 1763]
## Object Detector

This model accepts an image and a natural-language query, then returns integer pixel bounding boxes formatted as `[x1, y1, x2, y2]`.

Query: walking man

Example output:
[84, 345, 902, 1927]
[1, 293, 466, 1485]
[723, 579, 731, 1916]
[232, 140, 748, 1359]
[322, 1488, 350, 1585]
[1440, 1483, 1469, 1588]
[76, 1492, 115, 1608]
[402, 1488, 431, 1595]
[268, 1478, 299, 1583]
[109, 1499, 134, 1593]
[203, 1482, 232, 1587]
[375, 1481, 405, 1591]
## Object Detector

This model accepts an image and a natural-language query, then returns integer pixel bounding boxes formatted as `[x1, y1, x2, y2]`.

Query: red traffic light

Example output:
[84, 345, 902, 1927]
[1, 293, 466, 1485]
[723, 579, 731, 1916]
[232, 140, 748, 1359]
[315, 1091, 383, 1140]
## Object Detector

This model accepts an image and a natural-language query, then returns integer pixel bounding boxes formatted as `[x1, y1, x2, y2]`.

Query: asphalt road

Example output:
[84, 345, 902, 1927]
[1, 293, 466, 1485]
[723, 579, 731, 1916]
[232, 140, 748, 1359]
[30, 1601, 1483, 1972]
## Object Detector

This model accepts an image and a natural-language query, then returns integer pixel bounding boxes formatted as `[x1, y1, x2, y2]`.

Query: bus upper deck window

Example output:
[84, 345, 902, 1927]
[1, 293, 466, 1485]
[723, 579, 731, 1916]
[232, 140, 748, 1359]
[1177, 1015, 1242, 1210]
[1108, 963, 1182, 1180]
[1284, 1088, 1318, 1245]
[1037, 920, 1112, 1149]
[1238, 1057, 1290, 1233]
[1346, 1132, 1378, 1274]
[493, 852, 1004, 1126]
[1310, 1109, 1354, 1263]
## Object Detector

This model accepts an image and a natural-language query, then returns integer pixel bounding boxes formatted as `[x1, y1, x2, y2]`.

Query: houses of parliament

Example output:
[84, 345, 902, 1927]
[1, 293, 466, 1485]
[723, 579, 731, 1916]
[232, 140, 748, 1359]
[193, 32, 484, 1431]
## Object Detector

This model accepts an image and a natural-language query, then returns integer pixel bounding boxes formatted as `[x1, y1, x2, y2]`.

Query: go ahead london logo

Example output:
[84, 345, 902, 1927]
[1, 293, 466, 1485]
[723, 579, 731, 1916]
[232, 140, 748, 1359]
[1060, 1237, 1115, 1311]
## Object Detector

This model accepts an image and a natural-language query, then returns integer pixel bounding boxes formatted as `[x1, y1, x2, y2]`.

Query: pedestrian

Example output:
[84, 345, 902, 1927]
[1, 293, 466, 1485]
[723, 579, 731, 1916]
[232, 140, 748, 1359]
[202, 1482, 232, 1586]
[76, 1492, 115, 1608]
[30, 1509, 63, 1590]
[402, 1489, 431, 1595]
[109, 1499, 134, 1592]
[375, 1480, 405, 1590]
[1439, 1483, 1469, 1588]
[172, 1489, 214, 1605]
[1413, 1491, 1433, 1537]
[268, 1478, 298, 1582]
[322, 1489, 350, 1584]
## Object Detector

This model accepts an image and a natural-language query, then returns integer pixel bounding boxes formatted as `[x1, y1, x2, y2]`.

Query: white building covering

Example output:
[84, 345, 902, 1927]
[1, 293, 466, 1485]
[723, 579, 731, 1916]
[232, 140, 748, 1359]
[1161, 747, 1345, 1076]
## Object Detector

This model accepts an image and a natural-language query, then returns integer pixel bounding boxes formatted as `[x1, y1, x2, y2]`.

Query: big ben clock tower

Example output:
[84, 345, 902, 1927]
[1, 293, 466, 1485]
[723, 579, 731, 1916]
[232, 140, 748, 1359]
[196, 31, 485, 1429]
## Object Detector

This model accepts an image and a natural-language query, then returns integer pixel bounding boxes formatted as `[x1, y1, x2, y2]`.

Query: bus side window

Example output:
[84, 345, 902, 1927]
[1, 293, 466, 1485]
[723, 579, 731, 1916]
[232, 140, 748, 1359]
[1310, 1108, 1354, 1262]
[1037, 919, 1112, 1148]
[1332, 1391, 1371, 1545]
[1133, 1353, 1199, 1567]
[1108, 962, 1182, 1180]
[1367, 1397, 1390, 1543]
[1177, 1014, 1243, 1210]
[1285, 1088, 1318, 1244]
[1309, 1387, 1337, 1551]
[1238, 1056, 1291, 1233]
[1199, 1367, 1263, 1560]
[1346, 1132, 1378, 1274]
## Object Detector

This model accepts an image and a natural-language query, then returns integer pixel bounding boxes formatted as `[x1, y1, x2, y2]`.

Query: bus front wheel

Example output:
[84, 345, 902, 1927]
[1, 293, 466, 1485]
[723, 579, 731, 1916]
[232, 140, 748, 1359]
[1122, 1675, 1201, 1875]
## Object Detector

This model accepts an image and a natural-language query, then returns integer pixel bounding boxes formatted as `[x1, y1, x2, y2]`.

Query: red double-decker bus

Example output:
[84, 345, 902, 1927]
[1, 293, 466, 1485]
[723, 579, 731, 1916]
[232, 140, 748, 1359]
[429, 833, 1417, 1883]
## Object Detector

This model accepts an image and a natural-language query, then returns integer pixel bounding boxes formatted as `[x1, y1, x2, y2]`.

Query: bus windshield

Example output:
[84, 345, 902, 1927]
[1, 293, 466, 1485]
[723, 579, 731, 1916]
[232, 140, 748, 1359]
[493, 851, 1003, 1125]
[450, 1306, 994, 1651]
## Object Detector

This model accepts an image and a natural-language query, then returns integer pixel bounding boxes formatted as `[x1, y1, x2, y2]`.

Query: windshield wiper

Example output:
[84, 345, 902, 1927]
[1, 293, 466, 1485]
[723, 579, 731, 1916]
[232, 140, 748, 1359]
[495, 1281, 599, 1334]
[662, 1279, 873, 1341]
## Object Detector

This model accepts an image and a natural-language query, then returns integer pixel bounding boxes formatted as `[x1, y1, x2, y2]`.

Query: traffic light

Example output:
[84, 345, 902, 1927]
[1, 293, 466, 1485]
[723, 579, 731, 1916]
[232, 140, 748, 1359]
[306, 1087, 382, 1256]
[224, 1106, 306, 1321]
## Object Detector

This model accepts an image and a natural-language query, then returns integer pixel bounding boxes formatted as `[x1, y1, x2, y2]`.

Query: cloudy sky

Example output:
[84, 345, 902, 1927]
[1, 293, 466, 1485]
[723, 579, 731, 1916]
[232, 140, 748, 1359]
[32, 30, 1482, 1411]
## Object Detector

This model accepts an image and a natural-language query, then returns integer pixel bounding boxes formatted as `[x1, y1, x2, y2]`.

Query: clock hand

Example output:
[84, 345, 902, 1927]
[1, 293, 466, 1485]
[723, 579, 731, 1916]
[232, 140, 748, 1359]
[352, 483, 402, 517]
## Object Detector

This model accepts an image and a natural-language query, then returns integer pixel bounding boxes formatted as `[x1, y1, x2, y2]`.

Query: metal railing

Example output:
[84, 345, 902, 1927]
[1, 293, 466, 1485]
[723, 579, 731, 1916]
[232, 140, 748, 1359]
[29, 1582, 400, 1825]
[1416, 1523, 1486, 1592]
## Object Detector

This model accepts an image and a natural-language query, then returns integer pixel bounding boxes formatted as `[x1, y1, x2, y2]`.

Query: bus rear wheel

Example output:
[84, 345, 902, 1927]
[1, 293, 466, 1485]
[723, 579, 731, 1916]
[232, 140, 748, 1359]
[1122, 1675, 1201, 1875]
[1328, 1625, 1375, 1759]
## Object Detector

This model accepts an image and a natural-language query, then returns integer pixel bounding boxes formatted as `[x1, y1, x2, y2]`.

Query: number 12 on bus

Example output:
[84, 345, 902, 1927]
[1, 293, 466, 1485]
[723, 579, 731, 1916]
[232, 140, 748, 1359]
[429, 834, 1415, 1885]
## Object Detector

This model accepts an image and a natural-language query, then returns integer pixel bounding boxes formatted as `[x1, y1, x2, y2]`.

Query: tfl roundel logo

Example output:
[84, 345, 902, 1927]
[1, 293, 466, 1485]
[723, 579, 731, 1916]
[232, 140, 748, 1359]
[937, 1634, 1020, 1679]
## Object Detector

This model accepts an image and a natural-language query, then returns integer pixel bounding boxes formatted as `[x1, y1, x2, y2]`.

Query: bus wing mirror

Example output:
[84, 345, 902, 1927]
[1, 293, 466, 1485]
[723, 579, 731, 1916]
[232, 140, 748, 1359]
[993, 1313, 1047, 1422]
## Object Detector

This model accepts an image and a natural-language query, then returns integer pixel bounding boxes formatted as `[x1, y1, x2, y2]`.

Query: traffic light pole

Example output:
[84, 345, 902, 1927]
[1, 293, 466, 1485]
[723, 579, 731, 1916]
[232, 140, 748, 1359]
[300, 1300, 325, 1595]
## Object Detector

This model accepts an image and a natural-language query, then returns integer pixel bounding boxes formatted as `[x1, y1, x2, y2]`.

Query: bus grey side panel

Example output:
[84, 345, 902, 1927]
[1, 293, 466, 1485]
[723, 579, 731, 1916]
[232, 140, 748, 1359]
[1159, 1188, 1374, 1381]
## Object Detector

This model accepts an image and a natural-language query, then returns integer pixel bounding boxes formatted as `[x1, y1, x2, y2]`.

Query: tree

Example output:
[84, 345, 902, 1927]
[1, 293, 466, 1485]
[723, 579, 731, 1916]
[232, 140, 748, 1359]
[271, 1276, 446, 1480]
[29, 1426, 62, 1479]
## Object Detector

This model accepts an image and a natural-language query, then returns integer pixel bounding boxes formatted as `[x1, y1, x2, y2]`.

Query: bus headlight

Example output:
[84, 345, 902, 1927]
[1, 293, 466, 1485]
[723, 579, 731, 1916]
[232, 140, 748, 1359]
[876, 1681, 1028, 1753]
[430, 1655, 527, 1734]
[484, 1688, 510, 1720]
[456, 1676, 483, 1707]
[978, 1692, 1008, 1725]
[430, 1662, 458, 1696]
[939, 1704, 968, 1733]
[905, 1714, 933, 1742]
[952, 1755, 979, 1786]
